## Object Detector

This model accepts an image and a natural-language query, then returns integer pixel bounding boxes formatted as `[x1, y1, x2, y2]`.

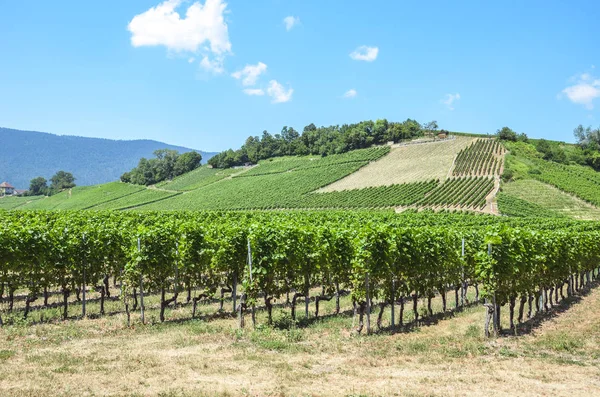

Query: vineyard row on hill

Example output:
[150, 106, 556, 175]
[453, 139, 504, 177]
[418, 177, 494, 209]
[1, 211, 598, 334]
[235, 146, 391, 178]
[528, 159, 600, 207]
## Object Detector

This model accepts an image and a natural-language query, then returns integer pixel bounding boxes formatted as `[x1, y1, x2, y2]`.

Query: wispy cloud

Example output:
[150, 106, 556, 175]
[560, 72, 600, 109]
[231, 62, 268, 86]
[350, 46, 378, 62]
[200, 56, 224, 74]
[267, 80, 293, 103]
[343, 89, 357, 99]
[283, 16, 300, 31]
[441, 93, 461, 110]
[243, 88, 265, 96]
[128, 0, 231, 72]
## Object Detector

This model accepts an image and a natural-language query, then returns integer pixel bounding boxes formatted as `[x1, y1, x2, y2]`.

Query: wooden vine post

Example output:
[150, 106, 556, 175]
[82, 233, 87, 318]
[138, 238, 145, 325]
[246, 238, 256, 328]
[461, 237, 466, 306]
[365, 273, 371, 335]
[390, 278, 395, 330]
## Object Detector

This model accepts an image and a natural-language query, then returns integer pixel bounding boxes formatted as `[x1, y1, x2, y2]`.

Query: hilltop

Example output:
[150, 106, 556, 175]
[0, 127, 217, 188]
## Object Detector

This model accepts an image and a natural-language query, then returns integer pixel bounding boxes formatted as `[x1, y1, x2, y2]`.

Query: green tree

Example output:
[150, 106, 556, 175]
[152, 149, 179, 181]
[424, 120, 439, 136]
[497, 127, 517, 142]
[574, 124, 600, 151]
[174, 151, 202, 176]
[50, 171, 76, 190]
[28, 177, 48, 196]
[120, 172, 132, 183]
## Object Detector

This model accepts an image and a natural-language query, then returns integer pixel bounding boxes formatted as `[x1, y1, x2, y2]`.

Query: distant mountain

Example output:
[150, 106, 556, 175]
[0, 127, 217, 189]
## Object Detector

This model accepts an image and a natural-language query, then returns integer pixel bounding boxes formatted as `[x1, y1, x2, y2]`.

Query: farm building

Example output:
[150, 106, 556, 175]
[0, 182, 15, 196]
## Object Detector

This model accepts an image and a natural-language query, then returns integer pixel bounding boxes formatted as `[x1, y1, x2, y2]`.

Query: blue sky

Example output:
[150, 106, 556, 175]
[1, 0, 599, 152]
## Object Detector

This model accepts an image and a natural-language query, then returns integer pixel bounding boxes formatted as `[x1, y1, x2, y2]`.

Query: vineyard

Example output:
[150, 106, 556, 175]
[90, 188, 181, 210]
[7, 136, 600, 220]
[1, 210, 598, 338]
[452, 139, 505, 177]
[157, 166, 240, 191]
[496, 192, 566, 218]
[418, 176, 494, 210]
[303, 180, 437, 208]
[500, 179, 600, 220]
[237, 147, 390, 178]
[142, 162, 369, 210]
[321, 136, 475, 191]
[527, 159, 600, 207]
[0, 195, 42, 210]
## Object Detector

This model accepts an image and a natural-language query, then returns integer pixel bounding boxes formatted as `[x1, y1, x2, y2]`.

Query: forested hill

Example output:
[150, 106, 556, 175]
[0, 128, 216, 188]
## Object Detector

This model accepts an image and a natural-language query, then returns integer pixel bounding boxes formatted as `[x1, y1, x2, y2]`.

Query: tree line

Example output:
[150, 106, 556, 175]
[207, 119, 445, 169]
[496, 125, 600, 171]
[27, 171, 76, 196]
[120, 149, 202, 186]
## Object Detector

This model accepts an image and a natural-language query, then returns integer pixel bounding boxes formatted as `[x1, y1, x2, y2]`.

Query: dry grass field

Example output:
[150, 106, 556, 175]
[320, 137, 475, 192]
[1, 281, 599, 396]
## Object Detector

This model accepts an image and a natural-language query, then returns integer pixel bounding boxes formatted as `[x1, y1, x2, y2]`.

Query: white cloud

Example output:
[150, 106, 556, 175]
[283, 16, 300, 31]
[200, 56, 224, 74]
[231, 62, 268, 86]
[441, 93, 461, 110]
[343, 89, 357, 98]
[188, 57, 195, 63]
[267, 80, 293, 103]
[128, 0, 231, 55]
[243, 88, 265, 96]
[561, 72, 600, 109]
[350, 46, 379, 62]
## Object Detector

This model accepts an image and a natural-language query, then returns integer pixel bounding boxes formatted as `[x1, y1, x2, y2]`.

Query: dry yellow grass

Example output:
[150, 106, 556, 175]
[1, 281, 600, 396]
[320, 136, 475, 192]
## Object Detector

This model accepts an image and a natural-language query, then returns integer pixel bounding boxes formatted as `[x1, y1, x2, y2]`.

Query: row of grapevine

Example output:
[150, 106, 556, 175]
[1, 210, 598, 335]
[453, 139, 504, 176]
[302, 180, 437, 208]
[158, 166, 239, 191]
[496, 193, 566, 218]
[528, 159, 600, 206]
[236, 147, 391, 178]
[145, 163, 369, 211]
[419, 177, 494, 209]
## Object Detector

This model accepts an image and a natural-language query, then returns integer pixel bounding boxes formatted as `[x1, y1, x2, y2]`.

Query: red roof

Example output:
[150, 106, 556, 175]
[0, 182, 15, 188]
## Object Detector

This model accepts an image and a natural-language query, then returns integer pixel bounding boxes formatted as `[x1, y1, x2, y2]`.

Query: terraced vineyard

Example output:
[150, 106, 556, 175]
[14, 182, 144, 210]
[497, 192, 566, 218]
[3, 139, 507, 212]
[453, 139, 505, 176]
[90, 188, 181, 210]
[303, 180, 437, 208]
[419, 176, 494, 209]
[529, 160, 600, 206]
[157, 166, 239, 191]
[142, 162, 368, 210]
[499, 179, 600, 220]
[320, 137, 475, 191]
[237, 147, 390, 178]
[16, 186, 98, 210]
[0, 195, 43, 210]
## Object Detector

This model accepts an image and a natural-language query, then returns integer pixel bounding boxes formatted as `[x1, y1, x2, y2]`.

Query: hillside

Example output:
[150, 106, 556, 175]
[3, 134, 600, 218]
[0, 127, 217, 188]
